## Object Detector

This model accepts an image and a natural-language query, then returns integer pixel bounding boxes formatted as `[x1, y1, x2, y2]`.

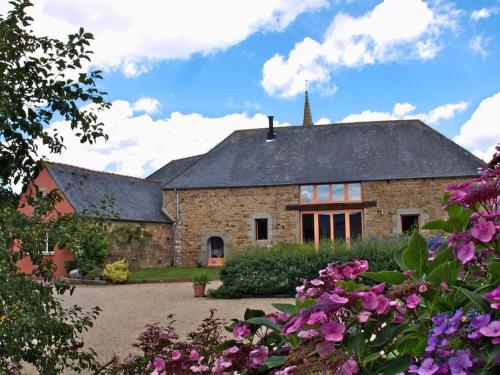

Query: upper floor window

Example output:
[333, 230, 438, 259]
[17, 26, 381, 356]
[300, 183, 362, 203]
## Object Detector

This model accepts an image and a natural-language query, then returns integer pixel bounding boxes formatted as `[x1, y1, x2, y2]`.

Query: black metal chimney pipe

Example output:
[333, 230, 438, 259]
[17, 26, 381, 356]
[267, 115, 275, 141]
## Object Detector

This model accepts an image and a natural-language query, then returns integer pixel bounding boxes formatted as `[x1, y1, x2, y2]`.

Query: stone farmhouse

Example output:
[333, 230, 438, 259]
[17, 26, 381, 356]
[19, 93, 484, 276]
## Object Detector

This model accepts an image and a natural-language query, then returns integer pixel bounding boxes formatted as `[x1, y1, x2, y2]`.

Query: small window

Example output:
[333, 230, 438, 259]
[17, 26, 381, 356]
[348, 183, 361, 201]
[401, 215, 419, 233]
[332, 184, 344, 201]
[209, 237, 224, 258]
[255, 218, 268, 241]
[300, 185, 314, 203]
[317, 185, 330, 202]
[43, 230, 56, 255]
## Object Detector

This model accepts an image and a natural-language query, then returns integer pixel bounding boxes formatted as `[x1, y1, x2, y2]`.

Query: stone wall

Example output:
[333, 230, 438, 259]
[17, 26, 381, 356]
[362, 177, 467, 238]
[167, 186, 301, 266]
[107, 221, 173, 269]
[166, 177, 472, 265]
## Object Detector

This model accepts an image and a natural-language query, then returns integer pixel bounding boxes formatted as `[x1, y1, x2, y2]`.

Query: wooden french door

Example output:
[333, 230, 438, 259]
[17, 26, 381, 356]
[301, 210, 363, 247]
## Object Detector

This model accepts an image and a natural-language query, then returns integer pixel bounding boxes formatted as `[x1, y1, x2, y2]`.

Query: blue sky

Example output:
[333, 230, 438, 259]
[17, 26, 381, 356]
[5, 0, 499, 177]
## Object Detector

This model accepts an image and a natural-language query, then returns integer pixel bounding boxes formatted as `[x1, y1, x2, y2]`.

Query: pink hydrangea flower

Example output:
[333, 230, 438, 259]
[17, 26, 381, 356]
[406, 293, 421, 309]
[310, 278, 324, 286]
[190, 364, 209, 373]
[171, 350, 181, 361]
[274, 365, 297, 375]
[339, 358, 359, 375]
[282, 316, 305, 335]
[225, 346, 240, 355]
[471, 218, 496, 243]
[357, 311, 372, 323]
[189, 349, 200, 361]
[479, 320, 500, 338]
[307, 311, 327, 325]
[212, 357, 232, 373]
[408, 357, 439, 375]
[375, 295, 390, 315]
[320, 321, 345, 342]
[233, 323, 251, 339]
[298, 329, 319, 339]
[484, 286, 500, 310]
[153, 356, 165, 372]
[455, 242, 475, 265]
[371, 283, 385, 294]
[329, 293, 349, 304]
[360, 292, 379, 311]
[249, 346, 268, 369]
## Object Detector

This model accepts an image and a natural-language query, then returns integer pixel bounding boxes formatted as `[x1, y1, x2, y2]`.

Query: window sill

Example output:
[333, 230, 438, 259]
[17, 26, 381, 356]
[287, 201, 377, 211]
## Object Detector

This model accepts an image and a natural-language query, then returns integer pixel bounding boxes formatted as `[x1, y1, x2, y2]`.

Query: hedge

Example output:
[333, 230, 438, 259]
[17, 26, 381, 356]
[211, 239, 404, 298]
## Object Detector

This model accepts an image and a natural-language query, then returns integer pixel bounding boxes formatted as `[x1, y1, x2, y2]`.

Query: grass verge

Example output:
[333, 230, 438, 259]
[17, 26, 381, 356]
[129, 267, 220, 282]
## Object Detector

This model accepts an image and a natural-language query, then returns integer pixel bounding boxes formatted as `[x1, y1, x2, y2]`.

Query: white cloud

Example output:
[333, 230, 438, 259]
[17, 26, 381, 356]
[341, 101, 468, 125]
[262, 0, 461, 97]
[454, 92, 500, 161]
[38, 99, 289, 177]
[470, 7, 499, 22]
[16, 0, 328, 77]
[469, 35, 491, 58]
[132, 98, 161, 115]
[316, 117, 331, 125]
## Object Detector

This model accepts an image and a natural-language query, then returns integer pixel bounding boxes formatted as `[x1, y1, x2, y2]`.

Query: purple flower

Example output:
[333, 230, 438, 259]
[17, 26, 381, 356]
[298, 329, 319, 339]
[233, 323, 251, 339]
[484, 286, 500, 310]
[225, 346, 239, 355]
[315, 341, 334, 358]
[190, 364, 209, 373]
[320, 321, 345, 342]
[470, 314, 491, 329]
[371, 283, 385, 294]
[357, 311, 372, 323]
[274, 365, 297, 375]
[212, 357, 232, 373]
[471, 218, 496, 243]
[171, 350, 181, 361]
[406, 293, 421, 309]
[448, 350, 473, 375]
[307, 311, 327, 325]
[455, 242, 475, 265]
[360, 292, 379, 310]
[189, 349, 201, 361]
[408, 358, 439, 375]
[249, 346, 268, 368]
[153, 356, 165, 371]
[479, 320, 500, 337]
[375, 295, 390, 315]
[310, 278, 324, 286]
[339, 358, 359, 375]
[329, 293, 349, 304]
[282, 316, 305, 335]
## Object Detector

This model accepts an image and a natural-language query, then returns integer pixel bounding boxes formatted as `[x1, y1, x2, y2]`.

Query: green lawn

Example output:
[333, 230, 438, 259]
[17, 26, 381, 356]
[129, 267, 220, 282]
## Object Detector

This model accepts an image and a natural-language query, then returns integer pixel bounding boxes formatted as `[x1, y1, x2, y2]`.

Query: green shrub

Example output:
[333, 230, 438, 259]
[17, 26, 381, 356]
[101, 259, 129, 284]
[212, 239, 403, 298]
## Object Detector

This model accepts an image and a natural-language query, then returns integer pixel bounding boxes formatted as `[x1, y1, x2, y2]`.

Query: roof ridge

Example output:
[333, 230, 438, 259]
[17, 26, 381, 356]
[44, 161, 161, 184]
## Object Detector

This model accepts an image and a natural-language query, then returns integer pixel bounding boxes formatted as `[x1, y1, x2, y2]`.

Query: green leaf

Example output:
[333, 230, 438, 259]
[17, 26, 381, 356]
[272, 303, 298, 315]
[245, 317, 282, 333]
[372, 324, 407, 348]
[427, 260, 460, 288]
[362, 271, 406, 285]
[454, 287, 490, 312]
[488, 261, 500, 283]
[244, 309, 266, 320]
[362, 352, 381, 364]
[422, 220, 449, 231]
[394, 246, 406, 270]
[258, 356, 286, 373]
[426, 246, 453, 274]
[345, 332, 366, 358]
[402, 231, 428, 276]
[215, 340, 237, 351]
[380, 355, 411, 375]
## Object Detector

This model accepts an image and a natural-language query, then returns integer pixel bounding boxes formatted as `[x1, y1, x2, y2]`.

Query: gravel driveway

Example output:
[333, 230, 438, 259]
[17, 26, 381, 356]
[59, 281, 291, 365]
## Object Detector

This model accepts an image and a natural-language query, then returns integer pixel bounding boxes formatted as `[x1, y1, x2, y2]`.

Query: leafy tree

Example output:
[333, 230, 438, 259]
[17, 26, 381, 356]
[0, 1, 111, 373]
[0, 0, 109, 187]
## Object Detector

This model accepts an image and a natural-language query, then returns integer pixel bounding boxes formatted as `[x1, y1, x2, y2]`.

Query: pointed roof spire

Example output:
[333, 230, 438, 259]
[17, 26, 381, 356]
[302, 82, 313, 127]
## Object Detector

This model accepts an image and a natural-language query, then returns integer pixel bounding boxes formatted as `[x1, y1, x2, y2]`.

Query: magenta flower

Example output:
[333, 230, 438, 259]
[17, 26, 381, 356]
[418, 284, 428, 293]
[357, 311, 372, 323]
[225, 346, 240, 355]
[307, 311, 327, 325]
[298, 329, 319, 339]
[339, 358, 359, 375]
[190, 364, 209, 373]
[282, 316, 305, 335]
[406, 293, 421, 309]
[484, 286, 500, 310]
[153, 356, 165, 371]
[372, 283, 385, 294]
[455, 242, 475, 265]
[320, 321, 345, 342]
[189, 349, 200, 361]
[249, 346, 268, 368]
[479, 320, 500, 337]
[408, 358, 439, 375]
[329, 293, 349, 304]
[360, 291, 379, 311]
[212, 357, 232, 373]
[375, 295, 390, 315]
[471, 218, 496, 243]
[171, 350, 181, 361]
[310, 278, 324, 286]
[275, 365, 297, 375]
[233, 323, 251, 339]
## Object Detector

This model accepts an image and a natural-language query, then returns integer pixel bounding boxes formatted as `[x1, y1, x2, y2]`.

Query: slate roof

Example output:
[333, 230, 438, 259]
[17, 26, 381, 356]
[164, 120, 484, 190]
[45, 162, 172, 223]
[146, 154, 204, 185]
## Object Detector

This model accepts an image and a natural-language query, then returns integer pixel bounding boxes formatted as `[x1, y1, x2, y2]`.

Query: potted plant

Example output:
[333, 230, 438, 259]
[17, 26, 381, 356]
[192, 272, 209, 297]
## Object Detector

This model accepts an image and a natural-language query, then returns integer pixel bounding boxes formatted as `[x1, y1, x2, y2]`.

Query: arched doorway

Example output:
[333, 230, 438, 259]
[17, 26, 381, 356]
[208, 236, 224, 258]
